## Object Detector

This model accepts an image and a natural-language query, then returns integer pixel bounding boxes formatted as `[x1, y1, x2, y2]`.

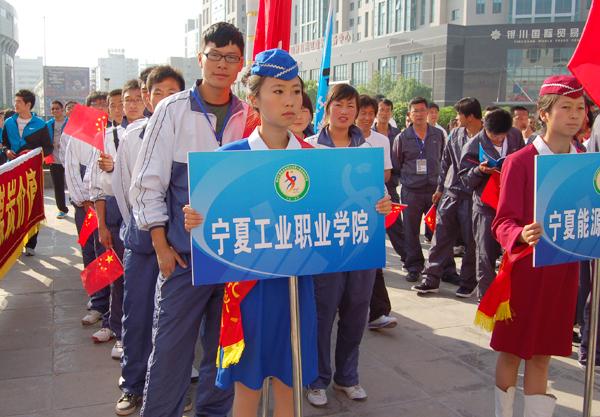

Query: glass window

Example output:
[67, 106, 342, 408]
[430, 0, 435, 22]
[555, 0, 573, 13]
[535, 0, 552, 13]
[554, 15, 573, 21]
[365, 11, 369, 36]
[420, 0, 426, 23]
[358, 16, 361, 24]
[505, 47, 574, 102]
[401, 53, 422, 82]
[450, 8, 460, 21]
[350, 18, 354, 26]
[378, 56, 397, 76]
[515, 17, 532, 22]
[395, 0, 404, 31]
[352, 61, 369, 85]
[377, 2, 385, 35]
[533, 16, 552, 22]
[493, 0, 502, 13]
[333, 64, 349, 82]
[350, 2, 355, 10]
[515, 0, 532, 14]
[476, 0, 485, 14]
[387, 0, 393, 33]
[310, 68, 320, 81]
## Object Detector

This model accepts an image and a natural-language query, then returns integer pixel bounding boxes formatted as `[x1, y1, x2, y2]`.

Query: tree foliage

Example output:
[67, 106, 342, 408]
[438, 106, 457, 131]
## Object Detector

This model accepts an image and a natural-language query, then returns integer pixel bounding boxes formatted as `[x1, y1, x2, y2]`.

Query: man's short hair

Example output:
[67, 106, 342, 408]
[65, 100, 78, 108]
[147, 66, 185, 92]
[484, 105, 501, 113]
[201, 22, 244, 55]
[86, 91, 108, 106]
[109, 89, 122, 97]
[139, 66, 158, 86]
[511, 105, 529, 114]
[455, 97, 482, 120]
[51, 100, 64, 109]
[409, 96, 428, 109]
[379, 98, 394, 110]
[358, 94, 379, 114]
[484, 109, 513, 134]
[428, 102, 440, 111]
[122, 80, 141, 96]
[15, 89, 36, 109]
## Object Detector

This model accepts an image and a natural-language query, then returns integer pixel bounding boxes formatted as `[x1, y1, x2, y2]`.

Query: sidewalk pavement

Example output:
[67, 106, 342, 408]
[0, 196, 598, 417]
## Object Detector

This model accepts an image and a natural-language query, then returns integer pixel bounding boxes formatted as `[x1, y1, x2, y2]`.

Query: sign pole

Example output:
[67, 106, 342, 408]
[289, 275, 304, 417]
[260, 378, 270, 417]
[583, 259, 600, 417]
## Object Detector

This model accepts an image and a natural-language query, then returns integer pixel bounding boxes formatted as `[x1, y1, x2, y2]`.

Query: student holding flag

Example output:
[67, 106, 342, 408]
[458, 109, 523, 298]
[130, 22, 249, 417]
[480, 75, 584, 417]
[304, 84, 391, 406]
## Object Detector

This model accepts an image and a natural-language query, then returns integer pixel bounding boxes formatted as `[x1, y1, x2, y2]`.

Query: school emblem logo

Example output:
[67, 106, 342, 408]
[594, 167, 600, 195]
[274, 164, 310, 202]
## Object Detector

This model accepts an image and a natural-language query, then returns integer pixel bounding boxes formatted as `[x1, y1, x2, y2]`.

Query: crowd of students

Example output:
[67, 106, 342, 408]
[1, 20, 598, 417]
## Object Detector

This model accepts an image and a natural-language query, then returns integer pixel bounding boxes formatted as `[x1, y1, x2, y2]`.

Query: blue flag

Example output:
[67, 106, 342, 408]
[313, 0, 334, 131]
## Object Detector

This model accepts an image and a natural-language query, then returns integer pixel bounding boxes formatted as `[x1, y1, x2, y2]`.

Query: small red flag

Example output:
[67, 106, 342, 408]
[424, 205, 437, 232]
[482, 170, 502, 210]
[80, 248, 123, 296]
[78, 207, 98, 247]
[568, 1, 600, 105]
[44, 154, 55, 165]
[242, 107, 261, 138]
[253, 0, 292, 58]
[63, 104, 108, 152]
[385, 203, 407, 229]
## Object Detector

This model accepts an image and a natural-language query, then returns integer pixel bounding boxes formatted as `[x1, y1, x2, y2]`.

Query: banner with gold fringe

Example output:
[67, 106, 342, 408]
[0, 148, 45, 279]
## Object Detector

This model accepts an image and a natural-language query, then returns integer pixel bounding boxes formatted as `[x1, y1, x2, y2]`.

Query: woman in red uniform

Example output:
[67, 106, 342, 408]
[490, 75, 586, 417]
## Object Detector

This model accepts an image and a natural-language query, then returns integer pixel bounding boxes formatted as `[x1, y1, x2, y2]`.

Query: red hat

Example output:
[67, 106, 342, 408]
[539, 75, 584, 98]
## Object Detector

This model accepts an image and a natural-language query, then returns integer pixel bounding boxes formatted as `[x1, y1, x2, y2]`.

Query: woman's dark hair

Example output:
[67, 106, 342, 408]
[358, 94, 378, 114]
[302, 92, 314, 119]
[325, 83, 360, 115]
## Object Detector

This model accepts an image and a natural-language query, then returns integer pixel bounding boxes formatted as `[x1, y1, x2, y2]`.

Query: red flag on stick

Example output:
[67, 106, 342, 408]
[385, 203, 407, 229]
[424, 205, 437, 233]
[568, 0, 600, 105]
[482, 170, 502, 210]
[63, 104, 108, 152]
[78, 207, 98, 247]
[80, 248, 123, 296]
[253, 0, 293, 58]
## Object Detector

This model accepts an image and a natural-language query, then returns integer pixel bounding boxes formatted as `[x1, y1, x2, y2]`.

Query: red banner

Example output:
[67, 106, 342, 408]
[0, 149, 45, 278]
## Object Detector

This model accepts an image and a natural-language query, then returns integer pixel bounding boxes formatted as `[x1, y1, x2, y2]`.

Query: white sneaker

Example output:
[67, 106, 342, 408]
[117, 375, 125, 389]
[368, 315, 397, 330]
[111, 340, 123, 359]
[333, 383, 368, 401]
[306, 388, 328, 407]
[81, 310, 103, 326]
[92, 327, 114, 343]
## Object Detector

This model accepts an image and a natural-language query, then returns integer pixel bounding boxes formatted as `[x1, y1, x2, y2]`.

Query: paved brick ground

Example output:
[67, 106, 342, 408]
[0, 195, 598, 416]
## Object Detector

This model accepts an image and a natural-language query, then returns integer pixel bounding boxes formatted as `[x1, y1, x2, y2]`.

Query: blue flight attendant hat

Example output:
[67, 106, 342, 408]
[251, 48, 298, 81]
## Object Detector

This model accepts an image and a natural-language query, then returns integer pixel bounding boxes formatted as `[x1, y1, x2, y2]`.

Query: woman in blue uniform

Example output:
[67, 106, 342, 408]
[183, 49, 390, 417]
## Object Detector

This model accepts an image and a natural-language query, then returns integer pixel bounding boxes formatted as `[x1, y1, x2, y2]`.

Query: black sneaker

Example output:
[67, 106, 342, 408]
[406, 271, 421, 282]
[411, 282, 439, 294]
[115, 393, 141, 416]
[455, 286, 477, 298]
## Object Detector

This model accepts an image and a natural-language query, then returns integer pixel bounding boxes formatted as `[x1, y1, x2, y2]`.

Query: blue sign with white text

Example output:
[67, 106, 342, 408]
[534, 153, 600, 267]
[188, 148, 386, 285]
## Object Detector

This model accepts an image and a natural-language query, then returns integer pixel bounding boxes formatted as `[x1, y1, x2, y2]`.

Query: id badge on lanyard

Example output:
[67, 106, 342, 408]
[415, 137, 427, 175]
[192, 89, 232, 146]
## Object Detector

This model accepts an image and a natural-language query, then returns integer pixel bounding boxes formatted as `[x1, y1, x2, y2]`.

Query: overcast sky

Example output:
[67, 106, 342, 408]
[13, 0, 201, 67]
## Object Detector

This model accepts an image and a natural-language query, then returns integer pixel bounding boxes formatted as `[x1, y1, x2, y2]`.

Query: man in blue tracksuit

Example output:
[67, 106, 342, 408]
[2, 90, 53, 255]
[130, 23, 250, 417]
